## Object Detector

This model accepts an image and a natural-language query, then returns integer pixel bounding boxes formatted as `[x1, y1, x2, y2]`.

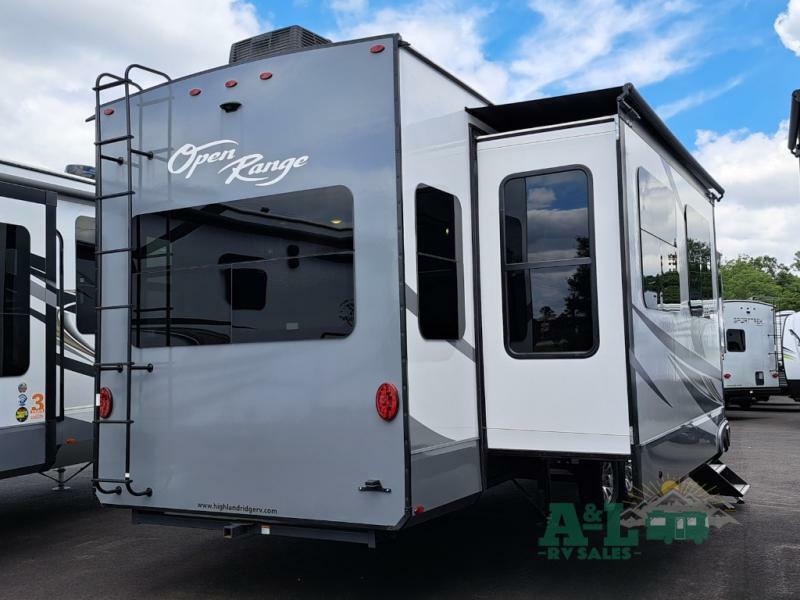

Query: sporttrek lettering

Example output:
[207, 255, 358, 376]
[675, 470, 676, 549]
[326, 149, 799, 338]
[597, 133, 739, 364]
[167, 139, 309, 186]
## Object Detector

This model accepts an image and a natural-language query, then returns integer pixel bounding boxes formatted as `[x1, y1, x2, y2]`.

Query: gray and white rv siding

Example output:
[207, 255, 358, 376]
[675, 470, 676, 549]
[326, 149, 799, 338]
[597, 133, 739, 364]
[93, 29, 743, 544]
[0, 159, 95, 480]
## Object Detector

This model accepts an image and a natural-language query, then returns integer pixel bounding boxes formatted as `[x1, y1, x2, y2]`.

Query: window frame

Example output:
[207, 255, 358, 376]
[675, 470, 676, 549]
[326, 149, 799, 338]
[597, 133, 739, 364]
[414, 184, 465, 341]
[726, 328, 746, 353]
[637, 167, 682, 312]
[75, 215, 96, 335]
[684, 205, 714, 318]
[498, 165, 599, 360]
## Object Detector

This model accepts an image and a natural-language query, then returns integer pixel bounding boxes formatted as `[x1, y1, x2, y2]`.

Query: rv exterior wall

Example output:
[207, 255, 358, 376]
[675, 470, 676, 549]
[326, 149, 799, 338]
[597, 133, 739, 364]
[96, 37, 409, 528]
[478, 120, 631, 455]
[783, 312, 800, 397]
[621, 122, 725, 490]
[722, 301, 781, 396]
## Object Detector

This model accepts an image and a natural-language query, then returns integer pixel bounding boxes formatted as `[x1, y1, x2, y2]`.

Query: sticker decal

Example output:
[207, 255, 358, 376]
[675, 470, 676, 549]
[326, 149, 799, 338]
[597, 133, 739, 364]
[29, 393, 44, 421]
[18, 382, 27, 394]
[15, 407, 28, 423]
[18, 394, 27, 406]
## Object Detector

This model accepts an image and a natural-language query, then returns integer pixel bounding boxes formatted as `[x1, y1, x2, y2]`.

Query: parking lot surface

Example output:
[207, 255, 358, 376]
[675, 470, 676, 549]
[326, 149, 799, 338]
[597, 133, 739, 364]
[1, 397, 798, 599]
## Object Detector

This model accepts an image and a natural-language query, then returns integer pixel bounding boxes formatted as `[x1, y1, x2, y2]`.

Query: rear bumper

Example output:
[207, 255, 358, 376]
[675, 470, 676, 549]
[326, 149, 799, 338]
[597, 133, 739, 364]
[723, 387, 781, 401]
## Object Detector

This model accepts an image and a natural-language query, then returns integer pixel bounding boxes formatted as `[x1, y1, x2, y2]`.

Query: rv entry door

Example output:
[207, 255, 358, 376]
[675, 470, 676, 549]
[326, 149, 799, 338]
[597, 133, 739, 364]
[0, 181, 55, 478]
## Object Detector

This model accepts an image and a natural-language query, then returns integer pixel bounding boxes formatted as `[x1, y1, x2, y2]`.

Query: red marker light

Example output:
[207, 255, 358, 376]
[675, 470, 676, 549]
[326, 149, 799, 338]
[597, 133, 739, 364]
[414, 505, 425, 515]
[723, 373, 732, 380]
[189, 88, 202, 96]
[772, 372, 779, 378]
[98, 387, 113, 419]
[103, 108, 114, 116]
[375, 383, 399, 421]
[259, 72, 273, 80]
[369, 44, 385, 54]
[225, 80, 238, 88]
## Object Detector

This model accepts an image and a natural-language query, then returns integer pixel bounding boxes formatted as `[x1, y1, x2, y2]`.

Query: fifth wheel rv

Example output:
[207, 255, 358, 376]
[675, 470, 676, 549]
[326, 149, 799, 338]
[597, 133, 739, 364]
[0, 159, 96, 484]
[91, 27, 746, 546]
[782, 311, 800, 400]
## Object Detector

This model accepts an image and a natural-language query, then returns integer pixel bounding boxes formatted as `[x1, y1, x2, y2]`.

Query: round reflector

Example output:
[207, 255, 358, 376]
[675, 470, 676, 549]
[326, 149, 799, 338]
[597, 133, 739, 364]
[259, 72, 273, 80]
[189, 88, 202, 96]
[103, 108, 114, 116]
[375, 383, 399, 421]
[225, 80, 238, 88]
[772, 372, 779, 378]
[369, 44, 385, 54]
[723, 373, 732, 380]
[99, 387, 113, 419]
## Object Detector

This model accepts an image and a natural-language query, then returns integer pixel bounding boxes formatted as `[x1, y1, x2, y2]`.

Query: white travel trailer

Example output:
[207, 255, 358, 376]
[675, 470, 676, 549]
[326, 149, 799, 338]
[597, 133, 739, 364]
[782, 311, 800, 401]
[722, 300, 781, 407]
[776, 309, 795, 392]
[91, 27, 745, 546]
[0, 159, 96, 484]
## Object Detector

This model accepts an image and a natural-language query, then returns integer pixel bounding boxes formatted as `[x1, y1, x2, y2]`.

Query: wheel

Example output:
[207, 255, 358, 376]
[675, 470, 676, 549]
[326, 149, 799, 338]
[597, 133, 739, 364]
[578, 461, 628, 506]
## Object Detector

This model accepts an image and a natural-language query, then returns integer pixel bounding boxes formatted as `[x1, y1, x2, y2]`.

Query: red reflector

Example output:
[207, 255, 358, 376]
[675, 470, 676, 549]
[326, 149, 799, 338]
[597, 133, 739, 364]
[99, 387, 113, 419]
[375, 383, 399, 421]
[772, 372, 779, 378]
[259, 72, 273, 80]
[369, 44, 385, 54]
[103, 108, 114, 116]
[225, 80, 238, 88]
[189, 88, 202, 96]
[414, 505, 425, 515]
[723, 373, 732, 380]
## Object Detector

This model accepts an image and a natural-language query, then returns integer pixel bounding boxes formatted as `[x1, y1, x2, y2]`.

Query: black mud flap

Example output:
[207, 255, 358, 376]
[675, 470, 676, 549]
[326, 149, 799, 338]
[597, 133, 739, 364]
[690, 461, 750, 500]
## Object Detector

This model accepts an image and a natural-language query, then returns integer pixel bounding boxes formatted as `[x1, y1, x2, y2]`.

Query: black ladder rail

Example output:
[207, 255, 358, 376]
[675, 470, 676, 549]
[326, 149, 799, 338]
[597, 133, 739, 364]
[92, 67, 170, 498]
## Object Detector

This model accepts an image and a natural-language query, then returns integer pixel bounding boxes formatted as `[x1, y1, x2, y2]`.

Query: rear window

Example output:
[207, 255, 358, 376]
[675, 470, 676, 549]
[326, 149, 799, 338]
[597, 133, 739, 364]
[132, 186, 354, 347]
[0, 223, 30, 376]
[75, 216, 96, 334]
[726, 329, 745, 352]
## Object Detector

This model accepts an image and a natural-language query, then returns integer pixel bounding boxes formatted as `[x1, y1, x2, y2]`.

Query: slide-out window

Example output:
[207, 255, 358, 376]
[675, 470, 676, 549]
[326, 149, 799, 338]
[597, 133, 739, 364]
[685, 206, 713, 316]
[500, 167, 596, 358]
[638, 168, 680, 310]
[726, 329, 746, 352]
[132, 186, 354, 347]
[75, 216, 96, 334]
[415, 185, 463, 340]
[0, 223, 30, 376]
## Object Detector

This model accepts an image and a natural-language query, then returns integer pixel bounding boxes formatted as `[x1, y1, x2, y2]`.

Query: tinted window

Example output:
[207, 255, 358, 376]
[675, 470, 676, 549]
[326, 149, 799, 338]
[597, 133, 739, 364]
[75, 216, 96, 334]
[503, 170, 590, 263]
[726, 329, 745, 352]
[685, 206, 713, 316]
[415, 186, 462, 340]
[638, 169, 681, 310]
[501, 168, 596, 357]
[0, 224, 30, 376]
[132, 186, 354, 347]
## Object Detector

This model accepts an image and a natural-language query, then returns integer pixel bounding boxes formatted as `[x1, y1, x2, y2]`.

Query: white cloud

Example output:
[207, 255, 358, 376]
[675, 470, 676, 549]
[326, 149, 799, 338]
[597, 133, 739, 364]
[330, 0, 368, 12]
[656, 75, 745, 119]
[0, 0, 264, 172]
[776, 0, 800, 56]
[334, 1, 508, 100]
[692, 121, 800, 264]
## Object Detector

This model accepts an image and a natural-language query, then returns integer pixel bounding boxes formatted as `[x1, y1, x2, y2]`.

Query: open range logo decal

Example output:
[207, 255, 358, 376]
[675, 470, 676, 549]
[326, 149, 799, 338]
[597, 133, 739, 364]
[167, 140, 309, 187]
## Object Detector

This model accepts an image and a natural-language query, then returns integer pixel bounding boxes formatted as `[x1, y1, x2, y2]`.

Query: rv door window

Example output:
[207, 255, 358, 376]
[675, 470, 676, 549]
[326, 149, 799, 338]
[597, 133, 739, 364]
[638, 168, 681, 311]
[0, 223, 30, 376]
[132, 186, 354, 347]
[685, 206, 713, 316]
[415, 185, 463, 340]
[500, 168, 597, 357]
[75, 216, 96, 334]
[726, 329, 746, 352]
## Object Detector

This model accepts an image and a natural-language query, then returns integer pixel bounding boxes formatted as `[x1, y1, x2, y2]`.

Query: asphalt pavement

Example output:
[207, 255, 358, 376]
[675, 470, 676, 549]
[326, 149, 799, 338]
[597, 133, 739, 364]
[1, 397, 798, 599]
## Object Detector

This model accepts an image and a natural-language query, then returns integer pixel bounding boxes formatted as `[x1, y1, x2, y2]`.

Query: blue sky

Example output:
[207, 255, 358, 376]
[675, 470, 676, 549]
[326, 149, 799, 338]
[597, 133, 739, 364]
[250, 0, 799, 150]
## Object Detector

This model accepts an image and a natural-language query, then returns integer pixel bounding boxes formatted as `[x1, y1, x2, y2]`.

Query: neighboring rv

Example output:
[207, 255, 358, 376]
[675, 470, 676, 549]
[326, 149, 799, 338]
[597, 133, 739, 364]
[776, 309, 795, 392]
[91, 27, 743, 546]
[782, 312, 800, 401]
[722, 300, 781, 407]
[0, 159, 96, 482]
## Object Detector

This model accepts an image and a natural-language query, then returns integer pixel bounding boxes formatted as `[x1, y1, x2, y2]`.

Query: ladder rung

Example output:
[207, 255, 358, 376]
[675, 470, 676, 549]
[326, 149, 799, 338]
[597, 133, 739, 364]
[96, 362, 129, 372]
[96, 247, 133, 256]
[131, 363, 155, 372]
[96, 304, 133, 311]
[93, 419, 134, 425]
[101, 154, 124, 165]
[97, 190, 134, 200]
[93, 78, 132, 91]
[92, 477, 131, 484]
[131, 149, 154, 159]
[96, 134, 134, 146]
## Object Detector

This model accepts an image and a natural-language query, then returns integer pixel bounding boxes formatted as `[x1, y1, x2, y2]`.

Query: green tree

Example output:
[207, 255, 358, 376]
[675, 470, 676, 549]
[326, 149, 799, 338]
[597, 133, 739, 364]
[720, 254, 800, 311]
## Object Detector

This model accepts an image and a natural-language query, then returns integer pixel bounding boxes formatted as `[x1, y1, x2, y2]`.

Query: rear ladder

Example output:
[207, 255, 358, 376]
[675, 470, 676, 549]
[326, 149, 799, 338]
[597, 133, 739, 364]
[91, 66, 171, 497]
